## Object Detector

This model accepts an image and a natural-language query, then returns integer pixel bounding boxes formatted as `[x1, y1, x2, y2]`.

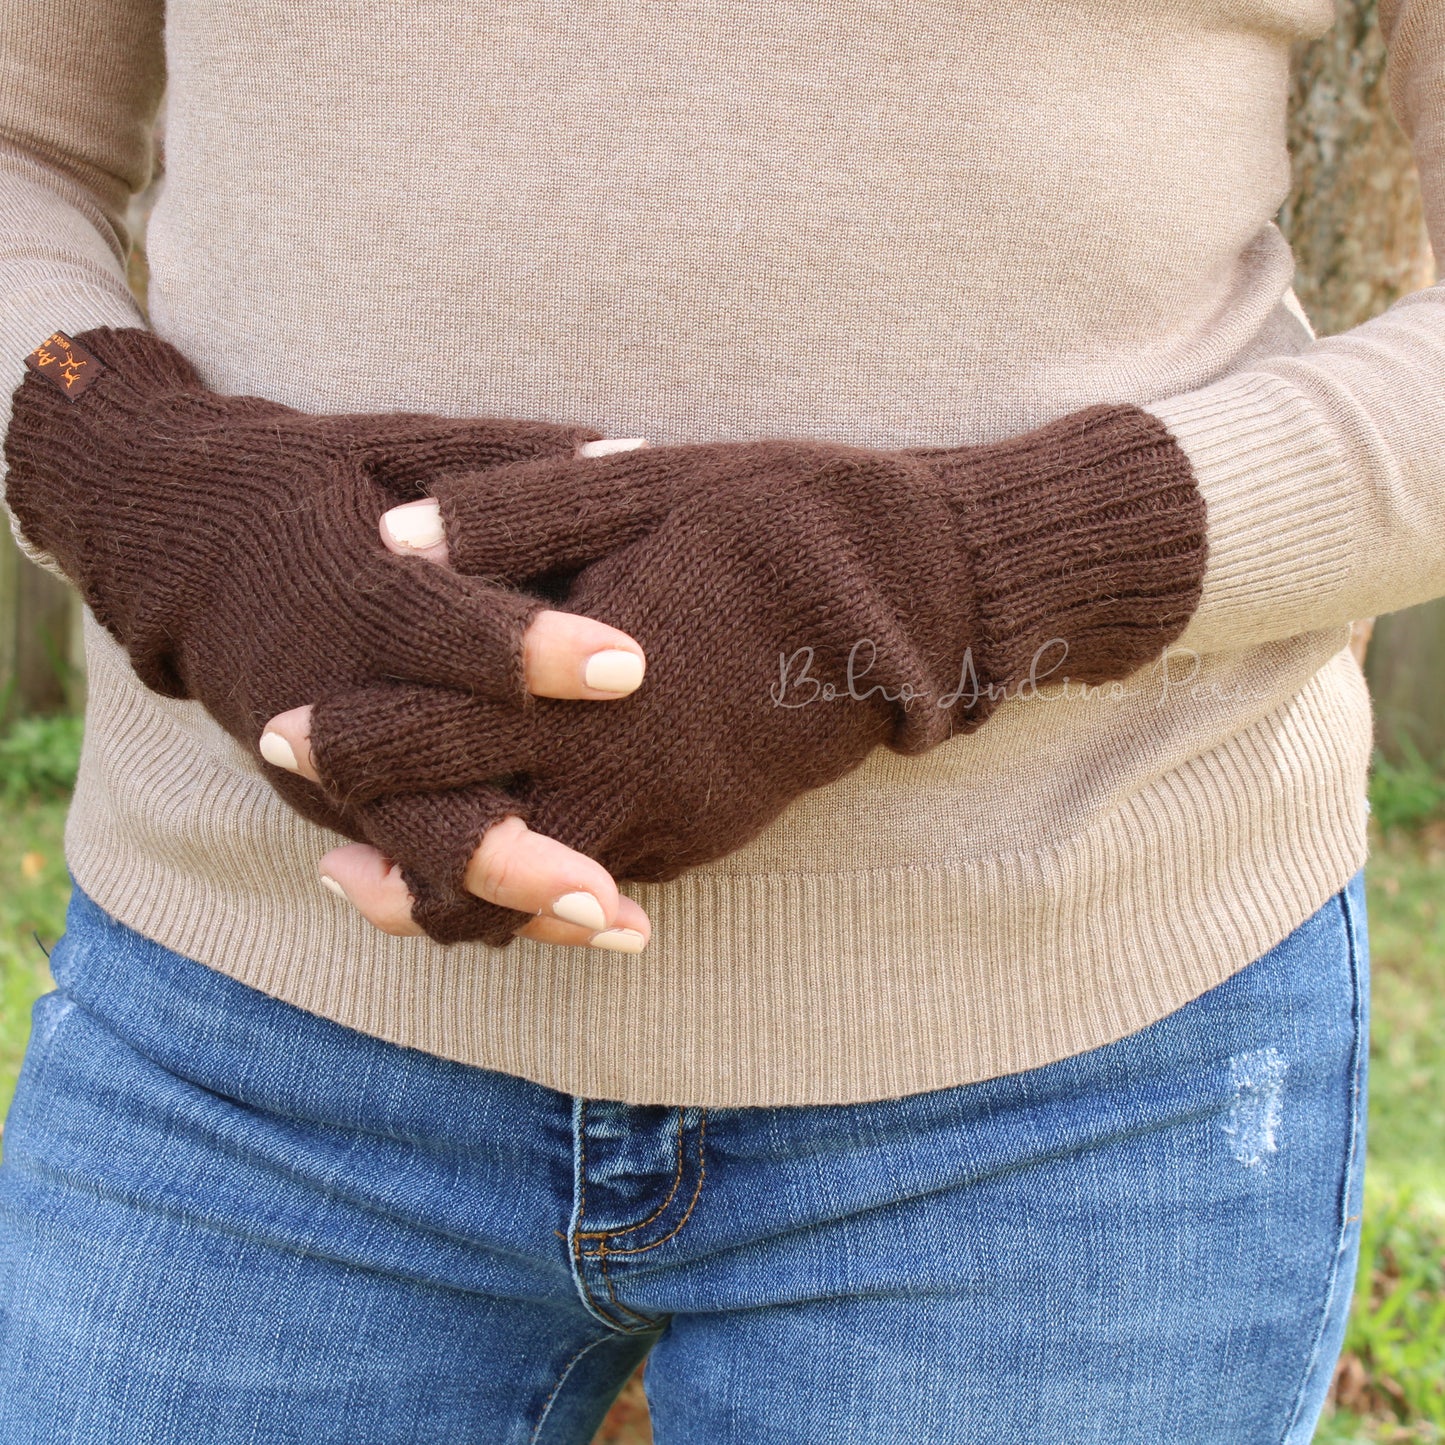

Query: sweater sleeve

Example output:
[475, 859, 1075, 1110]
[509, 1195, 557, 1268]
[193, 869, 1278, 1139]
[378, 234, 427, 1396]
[1146, 0, 1445, 657]
[0, 0, 164, 567]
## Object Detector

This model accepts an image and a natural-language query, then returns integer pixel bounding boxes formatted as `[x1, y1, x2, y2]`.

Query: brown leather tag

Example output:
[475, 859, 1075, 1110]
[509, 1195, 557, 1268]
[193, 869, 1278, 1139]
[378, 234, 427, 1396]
[24, 331, 105, 400]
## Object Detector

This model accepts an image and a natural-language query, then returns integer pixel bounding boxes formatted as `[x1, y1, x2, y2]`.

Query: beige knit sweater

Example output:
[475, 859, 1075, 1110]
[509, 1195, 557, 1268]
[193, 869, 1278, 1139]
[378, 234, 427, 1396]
[2, 0, 1441, 1105]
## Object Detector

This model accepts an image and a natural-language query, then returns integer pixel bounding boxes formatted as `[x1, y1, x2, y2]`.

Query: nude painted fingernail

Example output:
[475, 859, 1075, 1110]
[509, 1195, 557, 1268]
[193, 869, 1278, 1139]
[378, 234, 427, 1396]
[577, 437, 649, 458]
[260, 731, 299, 772]
[583, 649, 645, 694]
[552, 891, 608, 931]
[382, 501, 445, 550]
[589, 928, 647, 953]
[319, 874, 348, 899]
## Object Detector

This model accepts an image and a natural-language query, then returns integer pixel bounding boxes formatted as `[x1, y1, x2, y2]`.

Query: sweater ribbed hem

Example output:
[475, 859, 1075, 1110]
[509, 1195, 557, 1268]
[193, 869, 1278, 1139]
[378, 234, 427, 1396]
[64, 615, 1373, 1107]
[1146, 372, 1355, 654]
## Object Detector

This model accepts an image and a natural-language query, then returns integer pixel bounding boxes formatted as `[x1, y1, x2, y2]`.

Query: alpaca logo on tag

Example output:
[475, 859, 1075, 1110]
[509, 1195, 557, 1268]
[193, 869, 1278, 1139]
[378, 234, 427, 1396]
[25, 331, 104, 400]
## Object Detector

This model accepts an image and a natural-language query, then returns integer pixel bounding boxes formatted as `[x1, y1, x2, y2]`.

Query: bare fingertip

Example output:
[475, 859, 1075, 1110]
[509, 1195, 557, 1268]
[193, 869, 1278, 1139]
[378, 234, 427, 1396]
[381, 500, 445, 551]
[577, 437, 649, 459]
[260, 730, 300, 772]
[589, 928, 648, 954]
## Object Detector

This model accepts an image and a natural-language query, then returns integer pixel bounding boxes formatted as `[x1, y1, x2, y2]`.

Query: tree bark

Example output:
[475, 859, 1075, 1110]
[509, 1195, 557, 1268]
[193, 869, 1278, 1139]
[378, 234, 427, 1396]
[0, 524, 78, 723]
[1282, 0, 1435, 337]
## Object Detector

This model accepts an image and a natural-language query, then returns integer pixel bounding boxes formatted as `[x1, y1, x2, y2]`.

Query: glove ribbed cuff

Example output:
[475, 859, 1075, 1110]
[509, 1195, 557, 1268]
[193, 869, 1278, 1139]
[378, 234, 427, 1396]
[930, 404, 1207, 722]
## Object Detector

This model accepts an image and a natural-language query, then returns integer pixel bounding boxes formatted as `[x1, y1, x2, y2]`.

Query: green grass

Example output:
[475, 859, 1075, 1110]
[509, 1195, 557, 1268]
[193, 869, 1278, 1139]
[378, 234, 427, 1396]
[0, 712, 83, 805]
[0, 720, 1442, 1440]
[1368, 744, 1445, 837]
[0, 713, 80, 1124]
[1334, 1187, 1445, 1427]
[1363, 833, 1445, 1206]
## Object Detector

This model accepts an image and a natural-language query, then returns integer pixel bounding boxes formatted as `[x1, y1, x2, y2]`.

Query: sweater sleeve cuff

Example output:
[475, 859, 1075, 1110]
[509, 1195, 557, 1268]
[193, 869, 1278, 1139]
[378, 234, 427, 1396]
[1144, 371, 1356, 656]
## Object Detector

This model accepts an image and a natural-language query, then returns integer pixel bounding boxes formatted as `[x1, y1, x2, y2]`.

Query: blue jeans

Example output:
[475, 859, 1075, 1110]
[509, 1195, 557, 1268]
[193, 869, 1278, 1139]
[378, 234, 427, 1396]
[0, 875, 1369, 1444]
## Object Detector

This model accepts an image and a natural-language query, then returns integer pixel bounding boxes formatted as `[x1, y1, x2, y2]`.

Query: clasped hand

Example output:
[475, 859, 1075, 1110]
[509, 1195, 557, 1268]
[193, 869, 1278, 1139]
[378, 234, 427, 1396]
[254, 408, 1203, 954]
[257, 436, 976, 953]
[262, 441, 662, 954]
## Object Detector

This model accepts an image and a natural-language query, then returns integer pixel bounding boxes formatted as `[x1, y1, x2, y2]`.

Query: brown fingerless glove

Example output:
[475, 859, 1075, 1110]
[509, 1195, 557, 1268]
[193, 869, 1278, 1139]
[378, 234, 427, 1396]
[3, 326, 601, 902]
[293, 405, 1209, 945]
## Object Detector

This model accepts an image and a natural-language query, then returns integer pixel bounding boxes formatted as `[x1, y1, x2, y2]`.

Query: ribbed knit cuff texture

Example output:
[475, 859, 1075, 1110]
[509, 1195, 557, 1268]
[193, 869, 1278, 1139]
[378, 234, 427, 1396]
[926, 404, 1209, 724]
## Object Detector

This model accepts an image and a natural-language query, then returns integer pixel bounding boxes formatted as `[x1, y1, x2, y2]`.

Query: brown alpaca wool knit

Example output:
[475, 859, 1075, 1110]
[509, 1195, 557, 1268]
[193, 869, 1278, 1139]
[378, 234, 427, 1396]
[3, 325, 604, 928]
[8, 325, 1207, 948]
[306, 411, 1208, 945]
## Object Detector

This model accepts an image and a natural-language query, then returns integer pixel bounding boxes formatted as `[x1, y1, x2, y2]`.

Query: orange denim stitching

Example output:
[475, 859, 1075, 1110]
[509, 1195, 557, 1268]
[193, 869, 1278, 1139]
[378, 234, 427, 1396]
[575, 1108, 686, 1241]
[572, 1246, 628, 1330]
[597, 1244, 662, 1330]
[582, 1113, 707, 1259]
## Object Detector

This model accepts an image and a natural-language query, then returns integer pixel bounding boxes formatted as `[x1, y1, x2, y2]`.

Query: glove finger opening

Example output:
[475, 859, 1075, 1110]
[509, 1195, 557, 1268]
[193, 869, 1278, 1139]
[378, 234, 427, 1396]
[362, 560, 545, 700]
[405, 886, 533, 948]
[428, 445, 690, 584]
[356, 784, 532, 946]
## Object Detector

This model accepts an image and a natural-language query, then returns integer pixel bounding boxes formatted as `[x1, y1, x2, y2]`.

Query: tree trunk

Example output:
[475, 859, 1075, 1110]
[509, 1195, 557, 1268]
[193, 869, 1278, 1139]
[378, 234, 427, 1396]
[1282, 0, 1435, 337]
[0, 524, 80, 724]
